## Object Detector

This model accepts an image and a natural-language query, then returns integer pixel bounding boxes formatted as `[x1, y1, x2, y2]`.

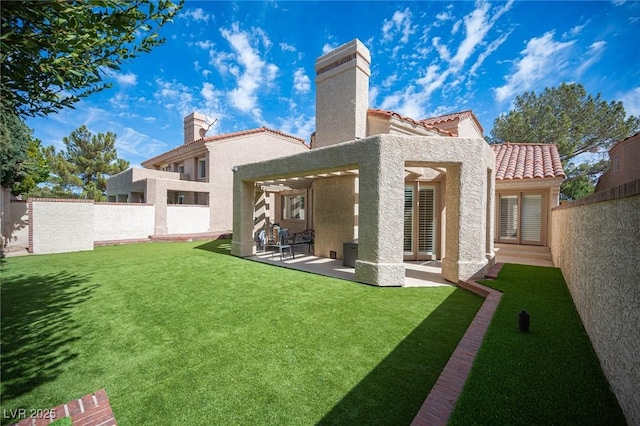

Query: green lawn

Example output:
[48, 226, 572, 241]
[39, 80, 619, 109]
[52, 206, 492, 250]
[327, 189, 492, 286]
[449, 263, 626, 425]
[1, 240, 482, 425]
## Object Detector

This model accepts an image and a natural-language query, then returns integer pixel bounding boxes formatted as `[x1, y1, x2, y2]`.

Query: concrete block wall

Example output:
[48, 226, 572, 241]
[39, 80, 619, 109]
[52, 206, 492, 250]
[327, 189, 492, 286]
[551, 184, 640, 425]
[167, 205, 210, 234]
[25, 199, 213, 254]
[30, 199, 94, 254]
[94, 203, 155, 242]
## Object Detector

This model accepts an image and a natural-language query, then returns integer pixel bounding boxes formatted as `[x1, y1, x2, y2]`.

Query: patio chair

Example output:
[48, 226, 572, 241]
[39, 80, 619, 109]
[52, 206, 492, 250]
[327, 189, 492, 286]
[291, 229, 315, 256]
[269, 228, 292, 260]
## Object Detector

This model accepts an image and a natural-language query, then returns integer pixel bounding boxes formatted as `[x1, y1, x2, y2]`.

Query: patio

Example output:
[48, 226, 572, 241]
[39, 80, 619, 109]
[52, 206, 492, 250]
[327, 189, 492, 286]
[248, 250, 452, 287]
[249, 243, 554, 287]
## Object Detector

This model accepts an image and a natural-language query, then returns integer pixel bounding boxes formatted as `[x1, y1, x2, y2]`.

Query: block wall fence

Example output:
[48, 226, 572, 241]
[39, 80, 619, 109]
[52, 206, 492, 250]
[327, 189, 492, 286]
[551, 179, 640, 426]
[0, 198, 214, 255]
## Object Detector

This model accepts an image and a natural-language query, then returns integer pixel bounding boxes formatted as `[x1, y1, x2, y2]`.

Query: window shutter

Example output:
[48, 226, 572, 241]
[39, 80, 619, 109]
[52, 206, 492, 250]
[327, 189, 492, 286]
[418, 187, 435, 254]
[404, 186, 414, 252]
[499, 195, 519, 240]
[521, 194, 542, 242]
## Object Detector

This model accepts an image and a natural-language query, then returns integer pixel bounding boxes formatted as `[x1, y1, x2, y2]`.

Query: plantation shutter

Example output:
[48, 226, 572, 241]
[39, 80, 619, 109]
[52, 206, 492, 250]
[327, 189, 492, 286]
[404, 186, 414, 253]
[521, 194, 542, 242]
[418, 187, 435, 254]
[499, 195, 518, 240]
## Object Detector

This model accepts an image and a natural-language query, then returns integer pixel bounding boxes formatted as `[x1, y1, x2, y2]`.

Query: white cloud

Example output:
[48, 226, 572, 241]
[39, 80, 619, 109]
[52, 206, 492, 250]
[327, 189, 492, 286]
[432, 37, 451, 62]
[104, 70, 137, 86]
[381, 7, 416, 44]
[194, 40, 215, 50]
[218, 23, 280, 121]
[436, 11, 452, 21]
[322, 43, 338, 54]
[563, 22, 589, 38]
[154, 78, 195, 118]
[277, 113, 315, 141]
[280, 42, 296, 52]
[451, 0, 513, 68]
[619, 87, 640, 116]
[382, 74, 399, 88]
[293, 68, 311, 94]
[576, 40, 607, 76]
[116, 127, 168, 158]
[180, 8, 212, 23]
[494, 31, 575, 102]
[468, 30, 511, 76]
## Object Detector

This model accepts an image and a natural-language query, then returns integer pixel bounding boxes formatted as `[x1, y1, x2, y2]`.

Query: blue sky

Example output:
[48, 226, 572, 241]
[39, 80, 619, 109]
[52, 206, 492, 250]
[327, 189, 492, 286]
[26, 0, 640, 168]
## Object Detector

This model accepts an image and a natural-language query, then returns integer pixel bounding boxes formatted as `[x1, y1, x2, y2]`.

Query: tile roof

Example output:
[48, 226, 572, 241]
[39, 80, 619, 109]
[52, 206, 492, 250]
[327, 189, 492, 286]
[142, 127, 307, 167]
[196, 126, 307, 146]
[492, 143, 565, 180]
[367, 108, 454, 136]
[420, 110, 484, 134]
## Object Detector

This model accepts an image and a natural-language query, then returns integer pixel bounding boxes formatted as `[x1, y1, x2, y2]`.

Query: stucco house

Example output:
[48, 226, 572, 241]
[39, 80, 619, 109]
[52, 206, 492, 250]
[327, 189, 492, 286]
[231, 39, 565, 287]
[231, 39, 496, 287]
[595, 132, 640, 193]
[106, 114, 309, 236]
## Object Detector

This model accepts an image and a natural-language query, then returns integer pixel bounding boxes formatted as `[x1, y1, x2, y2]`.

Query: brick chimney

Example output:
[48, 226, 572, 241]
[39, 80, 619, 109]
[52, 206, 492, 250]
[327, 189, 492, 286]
[314, 39, 371, 149]
[183, 112, 207, 145]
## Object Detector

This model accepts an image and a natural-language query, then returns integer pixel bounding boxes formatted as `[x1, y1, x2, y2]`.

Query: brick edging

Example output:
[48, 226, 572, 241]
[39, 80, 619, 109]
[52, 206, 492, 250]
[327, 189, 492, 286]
[10, 389, 116, 426]
[411, 268, 504, 426]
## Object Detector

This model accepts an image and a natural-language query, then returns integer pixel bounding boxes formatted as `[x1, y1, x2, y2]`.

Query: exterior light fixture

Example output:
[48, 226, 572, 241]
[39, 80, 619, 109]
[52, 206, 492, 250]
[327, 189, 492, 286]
[518, 310, 530, 332]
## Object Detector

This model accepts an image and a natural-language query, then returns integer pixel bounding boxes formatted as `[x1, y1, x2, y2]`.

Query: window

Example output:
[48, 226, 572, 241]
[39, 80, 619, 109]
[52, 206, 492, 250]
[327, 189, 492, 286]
[178, 165, 185, 174]
[282, 194, 305, 220]
[198, 159, 206, 179]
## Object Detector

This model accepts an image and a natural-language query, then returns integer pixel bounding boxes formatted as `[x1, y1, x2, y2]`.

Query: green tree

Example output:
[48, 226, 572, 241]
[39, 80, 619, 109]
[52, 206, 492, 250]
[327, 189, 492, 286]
[490, 83, 640, 200]
[0, 112, 49, 195]
[1, 0, 182, 118]
[43, 126, 129, 201]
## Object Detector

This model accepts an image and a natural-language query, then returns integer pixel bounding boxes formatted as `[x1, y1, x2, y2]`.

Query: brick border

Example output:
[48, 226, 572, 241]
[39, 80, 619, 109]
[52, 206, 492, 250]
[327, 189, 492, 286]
[10, 389, 116, 426]
[412, 267, 504, 426]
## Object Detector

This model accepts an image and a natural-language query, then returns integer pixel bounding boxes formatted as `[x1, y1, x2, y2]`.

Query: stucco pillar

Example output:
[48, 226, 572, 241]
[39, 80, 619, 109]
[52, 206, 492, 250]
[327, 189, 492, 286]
[442, 162, 490, 282]
[231, 177, 257, 257]
[147, 179, 168, 235]
[355, 149, 405, 286]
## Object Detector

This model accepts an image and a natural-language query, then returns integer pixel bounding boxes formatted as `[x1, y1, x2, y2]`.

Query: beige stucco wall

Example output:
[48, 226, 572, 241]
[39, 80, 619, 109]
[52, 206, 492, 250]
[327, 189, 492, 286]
[551, 195, 640, 425]
[31, 200, 94, 254]
[94, 203, 155, 241]
[167, 205, 210, 234]
[211, 133, 309, 232]
[313, 176, 357, 259]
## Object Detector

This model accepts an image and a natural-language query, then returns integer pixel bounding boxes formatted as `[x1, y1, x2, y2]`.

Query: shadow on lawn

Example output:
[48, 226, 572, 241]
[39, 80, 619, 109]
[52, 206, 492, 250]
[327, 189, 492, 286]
[318, 288, 481, 425]
[1, 270, 98, 402]
[194, 238, 233, 255]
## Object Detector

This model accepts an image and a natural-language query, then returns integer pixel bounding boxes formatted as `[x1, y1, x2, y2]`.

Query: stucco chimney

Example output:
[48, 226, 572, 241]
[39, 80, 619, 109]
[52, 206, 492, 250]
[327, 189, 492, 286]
[183, 112, 207, 144]
[314, 39, 371, 149]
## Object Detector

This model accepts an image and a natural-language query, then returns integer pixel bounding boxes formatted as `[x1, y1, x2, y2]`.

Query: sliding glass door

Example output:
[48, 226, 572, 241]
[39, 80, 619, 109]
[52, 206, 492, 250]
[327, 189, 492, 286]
[497, 192, 544, 245]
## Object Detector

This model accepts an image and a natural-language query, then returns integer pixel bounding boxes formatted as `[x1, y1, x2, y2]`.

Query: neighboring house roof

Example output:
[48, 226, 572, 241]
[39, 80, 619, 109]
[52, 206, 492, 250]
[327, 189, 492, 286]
[192, 126, 307, 147]
[367, 108, 454, 136]
[420, 110, 485, 135]
[143, 127, 308, 166]
[492, 143, 565, 180]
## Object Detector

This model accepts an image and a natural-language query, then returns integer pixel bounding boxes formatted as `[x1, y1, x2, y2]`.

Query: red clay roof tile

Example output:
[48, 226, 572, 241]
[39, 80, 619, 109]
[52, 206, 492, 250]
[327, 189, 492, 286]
[367, 108, 454, 136]
[492, 143, 565, 180]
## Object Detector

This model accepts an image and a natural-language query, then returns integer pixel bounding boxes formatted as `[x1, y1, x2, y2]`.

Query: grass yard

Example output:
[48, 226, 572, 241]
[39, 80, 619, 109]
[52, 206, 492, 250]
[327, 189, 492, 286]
[1, 240, 482, 425]
[449, 263, 626, 425]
